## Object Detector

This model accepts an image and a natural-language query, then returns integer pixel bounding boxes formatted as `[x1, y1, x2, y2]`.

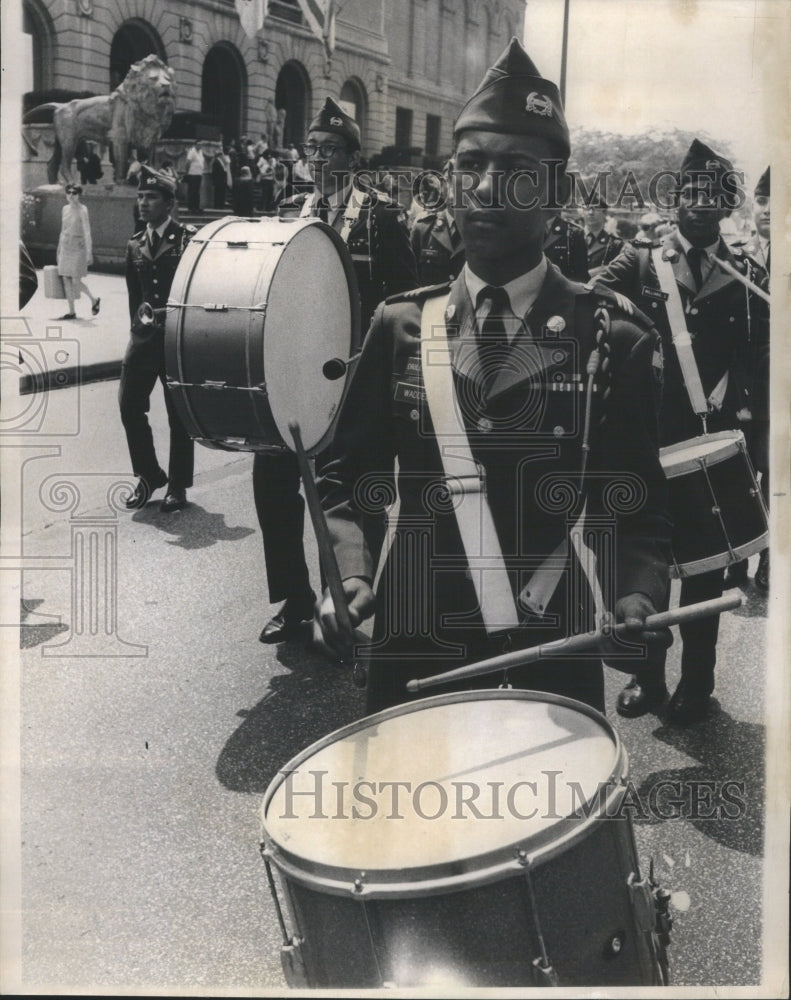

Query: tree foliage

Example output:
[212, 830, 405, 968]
[567, 127, 740, 213]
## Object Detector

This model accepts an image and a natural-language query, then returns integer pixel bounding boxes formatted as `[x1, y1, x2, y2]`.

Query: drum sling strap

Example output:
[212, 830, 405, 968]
[420, 293, 521, 633]
[651, 246, 719, 427]
[419, 294, 607, 634]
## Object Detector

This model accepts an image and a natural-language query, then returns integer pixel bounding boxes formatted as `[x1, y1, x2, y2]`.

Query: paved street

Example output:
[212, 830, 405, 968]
[3, 272, 781, 993]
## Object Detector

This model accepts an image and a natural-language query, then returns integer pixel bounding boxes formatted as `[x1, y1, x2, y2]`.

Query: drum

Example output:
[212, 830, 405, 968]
[164, 216, 360, 455]
[660, 430, 768, 578]
[260, 691, 669, 988]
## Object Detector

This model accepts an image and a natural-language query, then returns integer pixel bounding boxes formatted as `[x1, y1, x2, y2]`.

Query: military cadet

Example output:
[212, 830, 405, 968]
[598, 140, 769, 724]
[726, 167, 770, 590]
[410, 185, 466, 285]
[315, 39, 671, 715]
[584, 196, 624, 276]
[543, 211, 590, 281]
[120, 166, 195, 512]
[255, 97, 418, 644]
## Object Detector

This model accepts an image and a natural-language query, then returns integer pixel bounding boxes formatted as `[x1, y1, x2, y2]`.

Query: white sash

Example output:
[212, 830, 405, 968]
[420, 293, 520, 633]
[651, 246, 708, 417]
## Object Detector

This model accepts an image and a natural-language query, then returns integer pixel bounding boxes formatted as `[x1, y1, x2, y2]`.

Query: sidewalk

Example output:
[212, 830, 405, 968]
[17, 270, 130, 395]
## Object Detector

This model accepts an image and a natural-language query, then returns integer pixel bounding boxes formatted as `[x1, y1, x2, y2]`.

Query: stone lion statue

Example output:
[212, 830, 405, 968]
[43, 55, 176, 184]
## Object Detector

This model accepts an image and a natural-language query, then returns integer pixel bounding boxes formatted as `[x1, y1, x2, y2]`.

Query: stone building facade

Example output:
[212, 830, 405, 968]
[23, 0, 525, 161]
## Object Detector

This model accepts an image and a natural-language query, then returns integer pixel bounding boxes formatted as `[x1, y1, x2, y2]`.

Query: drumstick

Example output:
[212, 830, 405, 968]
[288, 422, 363, 679]
[406, 594, 743, 693]
[710, 256, 770, 303]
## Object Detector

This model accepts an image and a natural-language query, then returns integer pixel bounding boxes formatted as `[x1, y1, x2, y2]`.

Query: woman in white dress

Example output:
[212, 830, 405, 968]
[56, 184, 100, 319]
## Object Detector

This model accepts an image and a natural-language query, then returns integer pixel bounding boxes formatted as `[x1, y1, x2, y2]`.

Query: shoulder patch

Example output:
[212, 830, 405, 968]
[385, 281, 452, 305]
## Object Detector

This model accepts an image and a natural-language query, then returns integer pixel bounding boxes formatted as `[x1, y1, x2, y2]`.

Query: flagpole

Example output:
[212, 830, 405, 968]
[559, 0, 570, 106]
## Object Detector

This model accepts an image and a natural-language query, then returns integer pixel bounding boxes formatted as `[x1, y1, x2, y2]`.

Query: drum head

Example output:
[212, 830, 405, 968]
[264, 221, 355, 453]
[263, 691, 626, 892]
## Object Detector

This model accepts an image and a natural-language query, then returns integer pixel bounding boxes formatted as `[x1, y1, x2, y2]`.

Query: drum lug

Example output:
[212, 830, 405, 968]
[627, 871, 657, 933]
[531, 957, 559, 986]
[280, 936, 309, 988]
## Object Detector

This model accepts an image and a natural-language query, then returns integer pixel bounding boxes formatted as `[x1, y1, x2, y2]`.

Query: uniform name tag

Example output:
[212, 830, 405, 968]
[394, 381, 426, 404]
[642, 285, 669, 301]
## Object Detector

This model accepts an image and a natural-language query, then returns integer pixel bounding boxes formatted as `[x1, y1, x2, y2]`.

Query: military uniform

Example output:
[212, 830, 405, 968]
[585, 228, 624, 275]
[597, 142, 769, 719]
[254, 100, 418, 629]
[544, 214, 590, 282]
[119, 210, 195, 494]
[319, 266, 670, 714]
[410, 209, 466, 286]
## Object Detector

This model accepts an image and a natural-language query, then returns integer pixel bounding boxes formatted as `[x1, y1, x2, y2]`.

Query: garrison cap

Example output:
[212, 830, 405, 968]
[309, 97, 361, 150]
[676, 138, 741, 210]
[453, 38, 570, 160]
[139, 164, 177, 198]
[754, 166, 769, 197]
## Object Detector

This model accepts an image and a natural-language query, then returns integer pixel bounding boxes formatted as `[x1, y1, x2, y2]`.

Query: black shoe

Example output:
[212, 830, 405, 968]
[754, 549, 769, 592]
[124, 471, 168, 510]
[259, 593, 316, 644]
[91, 297, 101, 315]
[723, 558, 749, 587]
[160, 488, 187, 513]
[616, 675, 669, 718]
[58, 312, 77, 320]
[666, 677, 714, 726]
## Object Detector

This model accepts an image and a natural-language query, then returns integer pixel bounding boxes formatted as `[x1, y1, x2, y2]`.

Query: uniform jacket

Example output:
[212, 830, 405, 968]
[410, 210, 466, 286]
[586, 229, 624, 275]
[319, 262, 670, 668]
[125, 219, 195, 372]
[280, 183, 419, 341]
[596, 229, 769, 441]
[544, 215, 590, 282]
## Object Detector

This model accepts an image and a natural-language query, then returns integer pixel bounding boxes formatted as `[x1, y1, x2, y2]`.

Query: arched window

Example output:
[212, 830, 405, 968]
[202, 43, 247, 143]
[274, 61, 312, 147]
[110, 20, 166, 91]
[339, 78, 368, 143]
[23, 0, 55, 92]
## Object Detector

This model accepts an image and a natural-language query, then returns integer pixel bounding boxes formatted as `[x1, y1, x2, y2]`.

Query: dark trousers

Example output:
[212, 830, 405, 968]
[186, 175, 201, 212]
[634, 568, 724, 692]
[213, 179, 227, 209]
[252, 451, 314, 605]
[118, 366, 194, 489]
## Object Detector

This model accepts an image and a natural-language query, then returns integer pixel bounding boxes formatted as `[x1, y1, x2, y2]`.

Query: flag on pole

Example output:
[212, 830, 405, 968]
[235, 0, 269, 39]
[296, 0, 337, 58]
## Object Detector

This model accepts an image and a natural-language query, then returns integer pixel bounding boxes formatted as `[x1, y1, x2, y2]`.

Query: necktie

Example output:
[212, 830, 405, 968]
[476, 286, 511, 385]
[149, 229, 160, 256]
[314, 198, 329, 223]
[687, 247, 705, 290]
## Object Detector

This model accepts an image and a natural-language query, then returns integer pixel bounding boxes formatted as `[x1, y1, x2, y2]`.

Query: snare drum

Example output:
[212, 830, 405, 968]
[164, 216, 360, 455]
[261, 691, 668, 988]
[660, 430, 768, 578]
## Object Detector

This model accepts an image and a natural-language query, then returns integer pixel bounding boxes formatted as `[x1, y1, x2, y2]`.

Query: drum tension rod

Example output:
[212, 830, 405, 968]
[517, 851, 559, 985]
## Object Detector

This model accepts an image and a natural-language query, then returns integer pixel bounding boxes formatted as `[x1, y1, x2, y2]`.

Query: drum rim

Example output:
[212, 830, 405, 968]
[670, 531, 769, 578]
[261, 689, 629, 899]
[659, 429, 745, 478]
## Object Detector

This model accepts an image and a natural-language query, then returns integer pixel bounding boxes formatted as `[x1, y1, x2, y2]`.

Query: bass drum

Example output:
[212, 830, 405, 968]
[260, 690, 670, 989]
[164, 216, 360, 455]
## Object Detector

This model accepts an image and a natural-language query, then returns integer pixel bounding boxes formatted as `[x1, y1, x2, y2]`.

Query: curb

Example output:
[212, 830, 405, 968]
[20, 359, 123, 396]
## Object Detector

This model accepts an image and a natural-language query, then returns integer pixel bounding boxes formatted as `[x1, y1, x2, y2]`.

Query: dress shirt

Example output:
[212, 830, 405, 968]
[676, 231, 720, 287]
[463, 257, 548, 344]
